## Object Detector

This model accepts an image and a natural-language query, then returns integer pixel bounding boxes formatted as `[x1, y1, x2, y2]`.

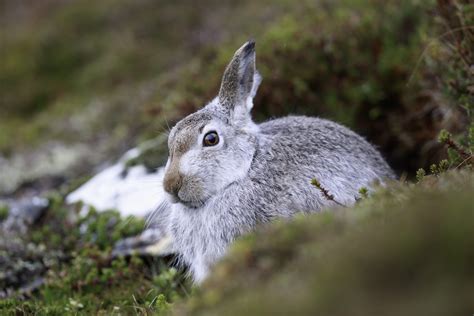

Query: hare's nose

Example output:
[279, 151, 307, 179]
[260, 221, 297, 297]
[163, 171, 183, 197]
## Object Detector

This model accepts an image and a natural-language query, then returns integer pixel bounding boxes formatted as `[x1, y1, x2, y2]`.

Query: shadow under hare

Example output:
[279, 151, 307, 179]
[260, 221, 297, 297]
[157, 41, 394, 283]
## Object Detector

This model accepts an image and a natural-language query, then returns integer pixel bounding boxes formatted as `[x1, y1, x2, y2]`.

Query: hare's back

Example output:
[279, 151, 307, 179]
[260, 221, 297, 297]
[257, 115, 394, 179]
[259, 115, 369, 152]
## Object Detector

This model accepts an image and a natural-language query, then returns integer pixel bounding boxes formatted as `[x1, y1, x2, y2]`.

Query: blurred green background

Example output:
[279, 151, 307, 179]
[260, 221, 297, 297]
[1, 0, 471, 178]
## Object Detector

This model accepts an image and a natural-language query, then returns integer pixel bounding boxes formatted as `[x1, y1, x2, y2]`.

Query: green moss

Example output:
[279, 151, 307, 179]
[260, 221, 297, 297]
[27, 251, 188, 315]
[79, 208, 145, 250]
[358, 187, 369, 199]
[40, 252, 150, 314]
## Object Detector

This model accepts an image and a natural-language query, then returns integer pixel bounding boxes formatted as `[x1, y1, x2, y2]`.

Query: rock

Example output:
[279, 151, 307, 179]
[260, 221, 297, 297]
[8, 196, 49, 224]
[0, 143, 91, 195]
[0, 196, 55, 299]
[0, 238, 65, 299]
[1, 196, 49, 236]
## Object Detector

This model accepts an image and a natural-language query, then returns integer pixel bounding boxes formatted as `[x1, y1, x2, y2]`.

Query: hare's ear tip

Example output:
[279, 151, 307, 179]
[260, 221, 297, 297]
[237, 40, 255, 57]
[230, 40, 256, 59]
[243, 39, 256, 52]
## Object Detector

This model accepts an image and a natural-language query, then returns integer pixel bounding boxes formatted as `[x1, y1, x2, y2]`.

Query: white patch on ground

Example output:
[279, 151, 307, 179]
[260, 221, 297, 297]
[66, 148, 166, 218]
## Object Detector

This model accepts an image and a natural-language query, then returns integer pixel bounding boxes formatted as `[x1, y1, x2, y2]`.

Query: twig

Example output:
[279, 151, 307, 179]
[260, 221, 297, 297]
[455, 155, 474, 170]
[438, 129, 472, 164]
[310, 179, 346, 207]
[445, 138, 471, 160]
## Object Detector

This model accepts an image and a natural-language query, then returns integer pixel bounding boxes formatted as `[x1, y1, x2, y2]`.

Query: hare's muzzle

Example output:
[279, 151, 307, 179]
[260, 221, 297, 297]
[163, 157, 184, 199]
[164, 172, 183, 197]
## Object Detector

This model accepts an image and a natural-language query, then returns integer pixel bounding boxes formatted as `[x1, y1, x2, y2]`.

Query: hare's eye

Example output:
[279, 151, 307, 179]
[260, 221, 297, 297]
[203, 131, 219, 147]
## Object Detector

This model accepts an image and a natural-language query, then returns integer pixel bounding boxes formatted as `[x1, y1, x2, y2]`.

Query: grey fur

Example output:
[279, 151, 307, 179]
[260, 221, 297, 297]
[157, 41, 395, 283]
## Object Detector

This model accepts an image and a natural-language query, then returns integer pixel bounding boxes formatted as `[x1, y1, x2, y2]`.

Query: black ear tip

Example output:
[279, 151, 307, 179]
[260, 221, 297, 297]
[242, 39, 256, 57]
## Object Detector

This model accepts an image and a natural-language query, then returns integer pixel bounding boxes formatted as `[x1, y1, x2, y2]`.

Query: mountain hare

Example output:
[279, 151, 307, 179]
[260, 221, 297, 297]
[159, 41, 394, 283]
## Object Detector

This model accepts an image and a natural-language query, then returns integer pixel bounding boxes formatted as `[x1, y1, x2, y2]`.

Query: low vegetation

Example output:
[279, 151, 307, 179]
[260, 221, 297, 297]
[1, 194, 189, 314]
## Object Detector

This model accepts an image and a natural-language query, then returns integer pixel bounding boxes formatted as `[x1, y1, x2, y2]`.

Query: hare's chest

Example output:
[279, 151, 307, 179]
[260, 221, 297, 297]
[169, 205, 227, 269]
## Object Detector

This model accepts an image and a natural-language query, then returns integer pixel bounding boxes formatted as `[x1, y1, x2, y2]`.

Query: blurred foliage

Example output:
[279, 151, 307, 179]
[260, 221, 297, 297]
[0, 0, 291, 155]
[434, 0, 473, 118]
[145, 0, 471, 173]
[0, 0, 471, 174]
[0, 0, 264, 117]
[432, 0, 474, 168]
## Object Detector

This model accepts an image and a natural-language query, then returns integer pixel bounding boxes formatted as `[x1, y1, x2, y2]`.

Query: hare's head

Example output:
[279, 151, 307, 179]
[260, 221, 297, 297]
[163, 41, 262, 208]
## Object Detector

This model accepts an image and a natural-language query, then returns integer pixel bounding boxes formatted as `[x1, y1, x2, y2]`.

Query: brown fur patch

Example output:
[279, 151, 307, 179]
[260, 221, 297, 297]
[164, 118, 208, 196]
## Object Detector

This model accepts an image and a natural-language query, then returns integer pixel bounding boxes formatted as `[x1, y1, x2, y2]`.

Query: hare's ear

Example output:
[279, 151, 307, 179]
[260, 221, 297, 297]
[218, 40, 262, 121]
